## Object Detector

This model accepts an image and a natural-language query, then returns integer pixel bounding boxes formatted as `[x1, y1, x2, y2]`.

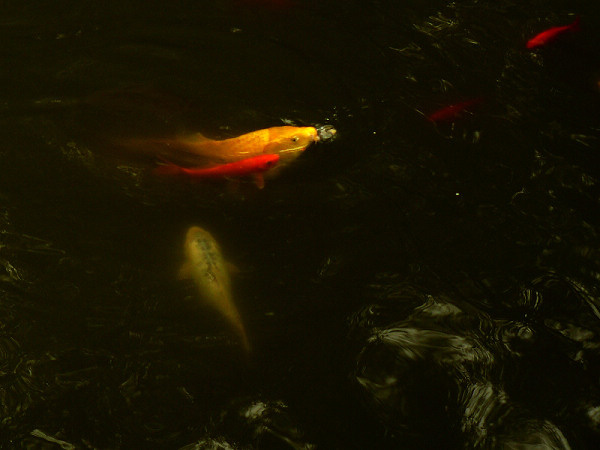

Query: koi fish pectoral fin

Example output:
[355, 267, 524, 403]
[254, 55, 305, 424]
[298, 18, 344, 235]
[178, 261, 193, 280]
[253, 174, 265, 189]
[225, 261, 241, 276]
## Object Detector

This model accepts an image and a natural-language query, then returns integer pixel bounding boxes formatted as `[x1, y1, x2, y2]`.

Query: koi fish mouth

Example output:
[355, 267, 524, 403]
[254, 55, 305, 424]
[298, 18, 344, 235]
[316, 125, 337, 142]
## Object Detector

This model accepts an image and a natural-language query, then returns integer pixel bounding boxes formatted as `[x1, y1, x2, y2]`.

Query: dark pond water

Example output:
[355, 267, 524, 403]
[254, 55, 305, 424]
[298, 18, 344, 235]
[3, 0, 600, 448]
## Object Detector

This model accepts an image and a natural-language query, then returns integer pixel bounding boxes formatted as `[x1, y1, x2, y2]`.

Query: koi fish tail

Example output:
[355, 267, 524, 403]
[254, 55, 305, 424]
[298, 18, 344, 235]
[231, 318, 251, 354]
[228, 314, 251, 353]
[153, 163, 183, 176]
[572, 15, 581, 32]
[239, 330, 252, 354]
[153, 156, 184, 176]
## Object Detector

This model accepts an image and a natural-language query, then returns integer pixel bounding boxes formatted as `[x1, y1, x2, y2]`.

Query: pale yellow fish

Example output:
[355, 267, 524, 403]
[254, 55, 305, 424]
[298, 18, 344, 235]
[179, 226, 250, 353]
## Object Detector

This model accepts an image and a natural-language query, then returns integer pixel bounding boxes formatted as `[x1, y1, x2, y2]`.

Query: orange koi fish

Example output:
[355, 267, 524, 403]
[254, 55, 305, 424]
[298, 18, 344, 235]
[179, 226, 250, 353]
[527, 16, 580, 49]
[171, 126, 318, 165]
[121, 126, 319, 174]
[154, 154, 280, 188]
[426, 97, 484, 123]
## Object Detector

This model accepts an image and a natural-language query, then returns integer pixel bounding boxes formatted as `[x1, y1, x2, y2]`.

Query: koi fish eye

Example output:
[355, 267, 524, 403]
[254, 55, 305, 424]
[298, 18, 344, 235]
[291, 136, 299, 142]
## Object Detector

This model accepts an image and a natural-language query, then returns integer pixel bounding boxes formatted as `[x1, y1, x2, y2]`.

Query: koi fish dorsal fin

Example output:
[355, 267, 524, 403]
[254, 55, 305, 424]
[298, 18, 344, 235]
[178, 261, 193, 280]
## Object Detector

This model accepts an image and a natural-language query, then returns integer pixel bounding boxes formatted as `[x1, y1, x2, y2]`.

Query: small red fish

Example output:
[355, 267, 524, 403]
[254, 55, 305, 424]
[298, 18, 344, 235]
[154, 153, 280, 188]
[526, 16, 580, 49]
[426, 97, 484, 123]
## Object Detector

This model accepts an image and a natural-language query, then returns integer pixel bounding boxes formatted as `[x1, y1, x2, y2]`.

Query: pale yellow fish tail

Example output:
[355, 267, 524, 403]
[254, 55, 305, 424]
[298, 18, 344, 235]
[239, 329, 252, 354]
[232, 315, 252, 354]
[220, 301, 251, 354]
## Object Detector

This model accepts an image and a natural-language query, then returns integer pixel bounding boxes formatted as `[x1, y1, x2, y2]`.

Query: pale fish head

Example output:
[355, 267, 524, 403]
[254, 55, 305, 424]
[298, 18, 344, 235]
[185, 225, 211, 244]
[184, 226, 217, 260]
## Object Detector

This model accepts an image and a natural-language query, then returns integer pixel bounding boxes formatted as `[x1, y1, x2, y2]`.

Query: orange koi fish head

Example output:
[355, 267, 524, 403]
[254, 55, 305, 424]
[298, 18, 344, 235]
[263, 126, 319, 164]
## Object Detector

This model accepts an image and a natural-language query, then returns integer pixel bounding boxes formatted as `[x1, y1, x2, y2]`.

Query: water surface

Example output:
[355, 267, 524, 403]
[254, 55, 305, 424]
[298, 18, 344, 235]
[2, 0, 600, 448]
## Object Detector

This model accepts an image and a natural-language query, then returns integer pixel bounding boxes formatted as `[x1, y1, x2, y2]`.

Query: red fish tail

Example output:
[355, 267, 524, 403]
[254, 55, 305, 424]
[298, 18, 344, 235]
[571, 15, 581, 32]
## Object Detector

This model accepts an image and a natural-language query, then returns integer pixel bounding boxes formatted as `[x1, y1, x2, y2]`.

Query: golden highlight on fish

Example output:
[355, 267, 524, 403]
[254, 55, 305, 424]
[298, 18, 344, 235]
[179, 226, 250, 353]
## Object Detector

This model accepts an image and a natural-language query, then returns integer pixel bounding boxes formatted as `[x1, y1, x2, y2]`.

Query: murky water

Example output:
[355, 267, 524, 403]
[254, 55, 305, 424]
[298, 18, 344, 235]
[2, 0, 600, 448]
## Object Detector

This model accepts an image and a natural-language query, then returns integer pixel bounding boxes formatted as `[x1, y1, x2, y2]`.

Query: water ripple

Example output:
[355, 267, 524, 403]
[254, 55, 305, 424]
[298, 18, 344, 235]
[351, 286, 573, 448]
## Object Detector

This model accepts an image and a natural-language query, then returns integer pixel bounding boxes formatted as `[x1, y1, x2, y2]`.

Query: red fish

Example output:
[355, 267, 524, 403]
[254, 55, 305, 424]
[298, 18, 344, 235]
[526, 16, 580, 49]
[426, 97, 484, 123]
[154, 153, 280, 188]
